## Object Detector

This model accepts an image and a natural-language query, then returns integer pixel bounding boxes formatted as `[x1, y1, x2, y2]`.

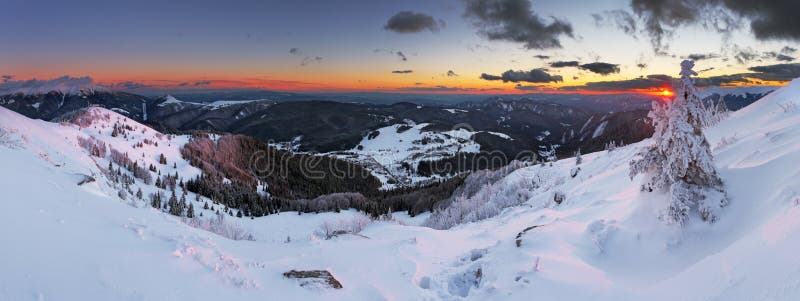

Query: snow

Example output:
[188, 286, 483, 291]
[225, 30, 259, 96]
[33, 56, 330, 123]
[157, 94, 184, 106]
[111, 107, 130, 114]
[698, 85, 776, 98]
[592, 120, 608, 139]
[333, 123, 481, 188]
[157, 96, 271, 110]
[204, 99, 270, 109]
[443, 109, 468, 114]
[485, 131, 512, 140]
[2, 79, 800, 300]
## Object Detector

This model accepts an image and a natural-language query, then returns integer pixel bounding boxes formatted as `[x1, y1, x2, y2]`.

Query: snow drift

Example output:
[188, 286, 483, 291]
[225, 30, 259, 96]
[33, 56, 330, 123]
[1, 78, 800, 300]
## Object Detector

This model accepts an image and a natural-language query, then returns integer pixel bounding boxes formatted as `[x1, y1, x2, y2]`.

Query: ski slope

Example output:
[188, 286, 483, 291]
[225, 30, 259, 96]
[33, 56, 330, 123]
[1, 79, 800, 300]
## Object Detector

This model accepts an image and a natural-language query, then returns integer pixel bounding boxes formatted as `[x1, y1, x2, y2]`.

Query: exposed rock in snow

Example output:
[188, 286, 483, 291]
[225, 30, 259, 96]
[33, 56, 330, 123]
[283, 270, 343, 289]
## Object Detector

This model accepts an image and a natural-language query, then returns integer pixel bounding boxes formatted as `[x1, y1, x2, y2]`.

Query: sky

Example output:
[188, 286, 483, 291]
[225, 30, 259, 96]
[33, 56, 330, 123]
[1, 0, 800, 95]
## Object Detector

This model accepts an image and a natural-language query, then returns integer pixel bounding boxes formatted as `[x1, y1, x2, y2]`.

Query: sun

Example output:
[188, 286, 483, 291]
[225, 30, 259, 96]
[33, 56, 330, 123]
[661, 89, 674, 97]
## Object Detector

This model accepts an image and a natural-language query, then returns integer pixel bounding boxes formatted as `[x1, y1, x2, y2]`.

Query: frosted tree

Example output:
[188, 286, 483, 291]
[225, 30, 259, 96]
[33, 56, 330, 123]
[574, 149, 582, 165]
[630, 60, 727, 225]
[538, 144, 559, 163]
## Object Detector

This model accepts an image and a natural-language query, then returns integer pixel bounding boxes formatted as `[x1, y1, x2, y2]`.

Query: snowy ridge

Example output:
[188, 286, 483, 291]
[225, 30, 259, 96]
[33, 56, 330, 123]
[697, 85, 776, 98]
[0, 76, 100, 95]
[1, 79, 800, 300]
[157, 95, 272, 110]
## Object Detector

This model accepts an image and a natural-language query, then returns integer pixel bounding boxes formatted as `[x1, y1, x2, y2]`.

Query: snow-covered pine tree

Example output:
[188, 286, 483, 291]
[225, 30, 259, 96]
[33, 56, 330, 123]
[575, 149, 582, 165]
[630, 60, 727, 225]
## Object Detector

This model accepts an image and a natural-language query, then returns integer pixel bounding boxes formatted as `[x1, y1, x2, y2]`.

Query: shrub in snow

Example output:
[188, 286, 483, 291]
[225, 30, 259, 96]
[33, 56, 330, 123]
[704, 98, 729, 126]
[777, 101, 798, 113]
[570, 166, 580, 178]
[183, 212, 255, 241]
[419, 276, 432, 289]
[313, 213, 372, 240]
[76, 135, 107, 158]
[630, 60, 728, 226]
[553, 191, 566, 205]
[0, 126, 23, 149]
[448, 264, 483, 297]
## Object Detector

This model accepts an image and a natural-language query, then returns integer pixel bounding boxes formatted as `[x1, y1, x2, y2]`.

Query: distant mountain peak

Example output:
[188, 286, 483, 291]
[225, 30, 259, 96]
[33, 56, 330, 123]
[0, 75, 101, 96]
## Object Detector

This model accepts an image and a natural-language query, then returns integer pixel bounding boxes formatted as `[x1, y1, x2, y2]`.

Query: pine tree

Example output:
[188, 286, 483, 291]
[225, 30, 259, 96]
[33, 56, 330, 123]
[136, 188, 143, 200]
[574, 149, 582, 165]
[159, 153, 167, 165]
[187, 203, 195, 218]
[150, 192, 162, 209]
[155, 177, 162, 189]
[168, 191, 181, 216]
[630, 60, 727, 225]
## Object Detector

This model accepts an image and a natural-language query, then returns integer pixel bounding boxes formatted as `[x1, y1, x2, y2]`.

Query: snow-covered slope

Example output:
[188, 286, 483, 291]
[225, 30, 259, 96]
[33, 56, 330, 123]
[1, 79, 800, 300]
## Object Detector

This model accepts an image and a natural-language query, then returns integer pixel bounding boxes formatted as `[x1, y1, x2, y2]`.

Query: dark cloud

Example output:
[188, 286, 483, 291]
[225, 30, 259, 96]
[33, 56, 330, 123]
[628, 0, 800, 52]
[194, 80, 211, 86]
[533, 55, 551, 60]
[637, 63, 648, 69]
[592, 9, 637, 36]
[374, 49, 410, 62]
[721, 0, 800, 41]
[178, 82, 190, 87]
[747, 63, 800, 81]
[776, 54, 795, 62]
[300, 56, 323, 66]
[560, 74, 672, 91]
[1, 75, 13, 83]
[685, 53, 720, 61]
[782, 46, 798, 54]
[549, 61, 580, 68]
[693, 74, 751, 86]
[698, 67, 715, 73]
[630, 0, 699, 52]
[734, 49, 759, 64]
[514, 84, 541, 91]
[396, 51, 408, 61]
[447, 70, 459, 77]
[480, 68, 563, 83]
[558, 62, 800, 92]
[290, 48, 323, 66]
[392, 70, 414, 74]
[579, 62, 620, 75]
[462, 0, 574, 49]
[558, 63, 800, 92]
[384, 11, 443, 33]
